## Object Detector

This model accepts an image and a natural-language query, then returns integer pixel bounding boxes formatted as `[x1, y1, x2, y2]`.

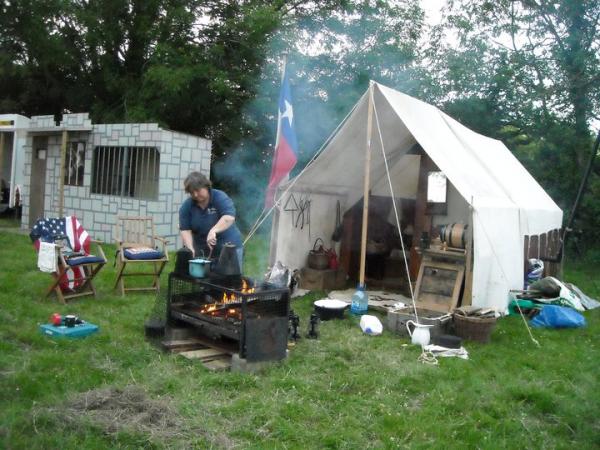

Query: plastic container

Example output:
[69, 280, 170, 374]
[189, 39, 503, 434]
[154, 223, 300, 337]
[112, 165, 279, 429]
[350, 285, 368, 315]
[39, 323, 99, 338]
[360, 315, 383, 335]
[524, 258, 544, 290]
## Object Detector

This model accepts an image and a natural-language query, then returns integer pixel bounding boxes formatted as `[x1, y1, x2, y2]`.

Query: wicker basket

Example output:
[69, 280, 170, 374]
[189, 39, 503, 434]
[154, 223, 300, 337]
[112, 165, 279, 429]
[453, 314, 497, 343]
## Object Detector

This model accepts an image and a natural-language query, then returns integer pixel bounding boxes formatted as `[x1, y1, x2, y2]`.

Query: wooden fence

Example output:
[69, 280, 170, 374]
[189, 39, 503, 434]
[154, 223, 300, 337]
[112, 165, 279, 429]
[523, 228, 562, 278]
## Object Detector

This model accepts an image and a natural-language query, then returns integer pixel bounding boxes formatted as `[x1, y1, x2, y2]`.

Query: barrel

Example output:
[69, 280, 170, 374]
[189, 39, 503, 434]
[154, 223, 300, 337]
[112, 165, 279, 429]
[440, 223, 468, 249]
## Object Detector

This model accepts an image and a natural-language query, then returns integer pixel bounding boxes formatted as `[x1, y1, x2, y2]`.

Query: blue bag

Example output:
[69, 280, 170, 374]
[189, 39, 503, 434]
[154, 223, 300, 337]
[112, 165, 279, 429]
[530, 305, 586, 328]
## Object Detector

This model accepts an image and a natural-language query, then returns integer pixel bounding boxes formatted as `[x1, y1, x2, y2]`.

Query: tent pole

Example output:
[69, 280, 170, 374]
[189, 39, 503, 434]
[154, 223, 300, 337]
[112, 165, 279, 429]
[358, 82, 375, 287]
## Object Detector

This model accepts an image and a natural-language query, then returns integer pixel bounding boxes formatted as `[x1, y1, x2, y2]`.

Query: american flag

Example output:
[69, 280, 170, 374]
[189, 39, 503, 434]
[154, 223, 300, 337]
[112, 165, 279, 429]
[30, 216, 91, 290]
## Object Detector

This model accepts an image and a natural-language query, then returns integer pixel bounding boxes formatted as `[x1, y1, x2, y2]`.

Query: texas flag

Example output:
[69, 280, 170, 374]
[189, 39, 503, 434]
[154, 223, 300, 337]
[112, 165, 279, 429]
[265, 65, 298, 208]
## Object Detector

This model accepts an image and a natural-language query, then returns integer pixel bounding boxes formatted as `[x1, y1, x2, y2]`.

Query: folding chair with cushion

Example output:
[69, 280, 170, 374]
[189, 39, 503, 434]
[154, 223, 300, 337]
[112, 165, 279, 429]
[114, 216, 169, 296]
[30, 216, 107, 304]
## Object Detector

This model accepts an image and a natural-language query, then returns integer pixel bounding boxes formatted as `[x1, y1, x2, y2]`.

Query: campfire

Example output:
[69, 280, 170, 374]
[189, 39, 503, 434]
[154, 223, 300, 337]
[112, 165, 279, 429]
[198, 279, 257, 317]
[167, 273, 290, 362]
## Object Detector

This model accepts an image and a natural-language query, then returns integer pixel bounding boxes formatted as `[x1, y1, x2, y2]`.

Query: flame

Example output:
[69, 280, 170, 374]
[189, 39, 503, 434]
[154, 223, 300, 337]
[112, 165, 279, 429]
[241, 279, 255, 294]
[219, 292, 238, 304]
[200, 303, 217, 314]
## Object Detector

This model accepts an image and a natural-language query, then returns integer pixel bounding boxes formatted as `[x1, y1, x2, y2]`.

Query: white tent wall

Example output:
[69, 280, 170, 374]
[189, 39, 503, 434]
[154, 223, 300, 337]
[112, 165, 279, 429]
[431, 183, 470, 228]
[472, 203, 524, 309]
[440, 113, 563, 235]
[275, 190, 347, 270]
[272, 82, 563, 311]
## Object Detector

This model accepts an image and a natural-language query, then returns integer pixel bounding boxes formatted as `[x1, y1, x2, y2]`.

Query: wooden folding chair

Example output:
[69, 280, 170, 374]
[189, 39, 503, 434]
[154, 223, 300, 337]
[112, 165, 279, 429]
[114, 216, 169, 296]
[47, 242, 107, 303]
[30, 216, 107, 304]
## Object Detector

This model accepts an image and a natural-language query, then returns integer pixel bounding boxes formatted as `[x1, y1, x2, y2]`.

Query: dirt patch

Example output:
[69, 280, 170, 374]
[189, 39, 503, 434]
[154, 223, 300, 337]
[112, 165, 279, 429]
[47, 385, 192, 442]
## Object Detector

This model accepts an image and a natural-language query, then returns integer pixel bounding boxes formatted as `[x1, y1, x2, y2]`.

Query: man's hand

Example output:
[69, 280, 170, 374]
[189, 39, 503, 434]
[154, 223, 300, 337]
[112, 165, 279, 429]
[207, 228, 217, 249]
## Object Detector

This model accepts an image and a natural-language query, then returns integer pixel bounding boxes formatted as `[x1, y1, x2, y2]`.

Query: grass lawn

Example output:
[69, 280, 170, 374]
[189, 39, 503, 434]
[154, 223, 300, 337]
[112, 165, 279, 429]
[0, 228, 599, 449]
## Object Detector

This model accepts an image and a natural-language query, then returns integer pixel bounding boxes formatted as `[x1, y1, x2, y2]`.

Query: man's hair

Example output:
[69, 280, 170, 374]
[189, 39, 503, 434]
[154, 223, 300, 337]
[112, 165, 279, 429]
[184, 171, 212, 193]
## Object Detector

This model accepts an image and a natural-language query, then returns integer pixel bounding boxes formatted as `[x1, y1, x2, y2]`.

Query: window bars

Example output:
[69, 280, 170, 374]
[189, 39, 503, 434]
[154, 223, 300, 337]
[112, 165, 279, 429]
[64, 141, 86, 187]
[91, 146, 160, 200]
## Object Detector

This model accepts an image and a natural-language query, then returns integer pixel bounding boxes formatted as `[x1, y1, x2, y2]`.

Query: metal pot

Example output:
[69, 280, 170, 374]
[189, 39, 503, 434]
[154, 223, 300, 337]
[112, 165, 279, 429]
[189, 258, 212, 278]
[313, 299, 348, 320]
[308, 238, 329, 270]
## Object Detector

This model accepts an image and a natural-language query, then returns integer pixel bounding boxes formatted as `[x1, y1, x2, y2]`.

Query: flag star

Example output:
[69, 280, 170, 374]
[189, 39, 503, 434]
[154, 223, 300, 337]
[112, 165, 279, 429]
[280, 100, 293, 126]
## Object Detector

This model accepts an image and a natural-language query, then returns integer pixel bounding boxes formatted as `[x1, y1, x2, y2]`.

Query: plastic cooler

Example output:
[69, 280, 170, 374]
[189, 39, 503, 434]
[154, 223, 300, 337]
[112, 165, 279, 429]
[39, 323, 99, 338]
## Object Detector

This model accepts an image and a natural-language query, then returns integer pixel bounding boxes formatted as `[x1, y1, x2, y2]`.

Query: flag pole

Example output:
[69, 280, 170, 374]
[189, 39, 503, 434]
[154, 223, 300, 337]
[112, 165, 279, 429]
[273, 53, 287, 155]
[245, 55, 288, 242]
[358, 81, 375, 287]
[266, 53, 288, 266]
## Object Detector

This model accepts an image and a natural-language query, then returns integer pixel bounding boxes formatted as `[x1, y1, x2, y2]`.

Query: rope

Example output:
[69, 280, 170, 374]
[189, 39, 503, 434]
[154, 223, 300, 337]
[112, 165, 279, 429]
[372, 101, 419, 323]
[513, 295, 541, 347]
[418, 349, 438, 365]
[243, 94, 364, 245]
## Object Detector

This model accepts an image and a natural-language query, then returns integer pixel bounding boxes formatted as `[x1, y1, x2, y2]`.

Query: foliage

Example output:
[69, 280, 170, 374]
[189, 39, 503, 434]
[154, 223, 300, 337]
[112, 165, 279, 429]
[213, 0, 428, 230]
[1, 229, 600, 448]
[2, 1, 600, 241]
[429, 0, 600, 243]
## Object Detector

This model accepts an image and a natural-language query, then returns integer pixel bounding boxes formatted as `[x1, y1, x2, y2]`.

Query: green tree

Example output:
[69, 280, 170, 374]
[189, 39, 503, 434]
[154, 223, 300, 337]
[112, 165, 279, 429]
[431, 0, 600, 244]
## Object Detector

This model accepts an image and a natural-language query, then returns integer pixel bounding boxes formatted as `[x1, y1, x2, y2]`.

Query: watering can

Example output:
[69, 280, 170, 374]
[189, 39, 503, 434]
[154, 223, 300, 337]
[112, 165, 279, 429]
[406, 320, 433, 347]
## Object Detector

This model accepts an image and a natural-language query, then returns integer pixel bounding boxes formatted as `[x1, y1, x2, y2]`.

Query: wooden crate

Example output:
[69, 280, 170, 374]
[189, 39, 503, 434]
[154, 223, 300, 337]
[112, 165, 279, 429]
[299, 267, 347, 291]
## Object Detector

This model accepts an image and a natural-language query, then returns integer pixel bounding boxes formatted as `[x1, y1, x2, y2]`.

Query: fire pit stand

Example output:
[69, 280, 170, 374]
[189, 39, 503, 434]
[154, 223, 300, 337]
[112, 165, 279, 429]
[166, 272, 290, 362]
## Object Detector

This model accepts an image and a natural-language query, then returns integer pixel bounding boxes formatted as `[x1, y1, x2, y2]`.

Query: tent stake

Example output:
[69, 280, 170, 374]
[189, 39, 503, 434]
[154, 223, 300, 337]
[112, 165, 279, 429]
[358, 82, 375, 287]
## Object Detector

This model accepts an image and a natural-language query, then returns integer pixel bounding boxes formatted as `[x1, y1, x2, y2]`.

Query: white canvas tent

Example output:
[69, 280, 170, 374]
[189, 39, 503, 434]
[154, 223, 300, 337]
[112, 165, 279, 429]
[271, 82, 563, 311]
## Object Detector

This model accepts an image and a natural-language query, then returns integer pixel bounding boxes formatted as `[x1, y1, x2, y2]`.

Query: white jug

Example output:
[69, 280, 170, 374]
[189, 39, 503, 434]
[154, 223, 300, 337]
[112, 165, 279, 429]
[406, 320, 433, 347]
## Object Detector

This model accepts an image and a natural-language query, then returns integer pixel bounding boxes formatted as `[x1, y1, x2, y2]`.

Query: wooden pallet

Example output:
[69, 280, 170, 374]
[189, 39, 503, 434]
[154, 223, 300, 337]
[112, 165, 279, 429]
[178, 348, 232, 371]
[161, 338, 207, 353]
[161, 338, 232, 371]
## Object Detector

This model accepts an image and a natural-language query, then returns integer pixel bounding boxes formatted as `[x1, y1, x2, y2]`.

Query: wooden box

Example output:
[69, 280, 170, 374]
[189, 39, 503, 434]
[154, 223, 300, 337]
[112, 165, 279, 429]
[386, 308, 451, 338]
[299, 267, 347, 291]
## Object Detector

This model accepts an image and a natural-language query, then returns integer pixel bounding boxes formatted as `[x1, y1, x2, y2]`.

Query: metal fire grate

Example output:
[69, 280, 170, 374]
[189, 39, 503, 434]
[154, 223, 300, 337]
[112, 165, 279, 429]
[166, 273, 290, 361]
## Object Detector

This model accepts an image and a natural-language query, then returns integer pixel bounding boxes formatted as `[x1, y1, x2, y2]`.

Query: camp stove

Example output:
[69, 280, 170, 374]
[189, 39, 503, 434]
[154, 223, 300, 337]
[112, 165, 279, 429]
[166, 273, 290, 362]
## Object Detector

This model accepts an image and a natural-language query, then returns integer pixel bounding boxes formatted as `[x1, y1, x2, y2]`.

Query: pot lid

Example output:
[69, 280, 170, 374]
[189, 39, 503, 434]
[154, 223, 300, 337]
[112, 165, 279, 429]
[314, 299, 348, 310]
[190, 258, 211, 263]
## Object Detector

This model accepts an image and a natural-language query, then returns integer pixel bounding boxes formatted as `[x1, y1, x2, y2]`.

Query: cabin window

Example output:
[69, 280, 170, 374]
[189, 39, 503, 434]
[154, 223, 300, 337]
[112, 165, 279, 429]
[91, 146, 160, 200]
[64, 142, 85, 186]
[426, 171, 447, 214]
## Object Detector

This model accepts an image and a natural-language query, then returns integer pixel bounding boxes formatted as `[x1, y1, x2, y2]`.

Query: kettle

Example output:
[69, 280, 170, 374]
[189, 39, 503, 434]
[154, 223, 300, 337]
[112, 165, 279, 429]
[406, 320, 433, 347]
[175, 247, 193, 276]
[215, 243, 241, 276]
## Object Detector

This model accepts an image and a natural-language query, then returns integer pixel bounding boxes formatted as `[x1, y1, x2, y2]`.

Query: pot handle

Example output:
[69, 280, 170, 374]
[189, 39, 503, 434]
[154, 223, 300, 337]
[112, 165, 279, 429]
[406, 320, 415, 337]
[312, 238, 326, 252]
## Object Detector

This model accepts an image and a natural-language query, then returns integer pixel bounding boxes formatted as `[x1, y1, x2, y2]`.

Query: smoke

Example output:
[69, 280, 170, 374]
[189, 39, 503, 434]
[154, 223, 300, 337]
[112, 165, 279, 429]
[211, 48, 348, 235]
[211, 1, 426, 265]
